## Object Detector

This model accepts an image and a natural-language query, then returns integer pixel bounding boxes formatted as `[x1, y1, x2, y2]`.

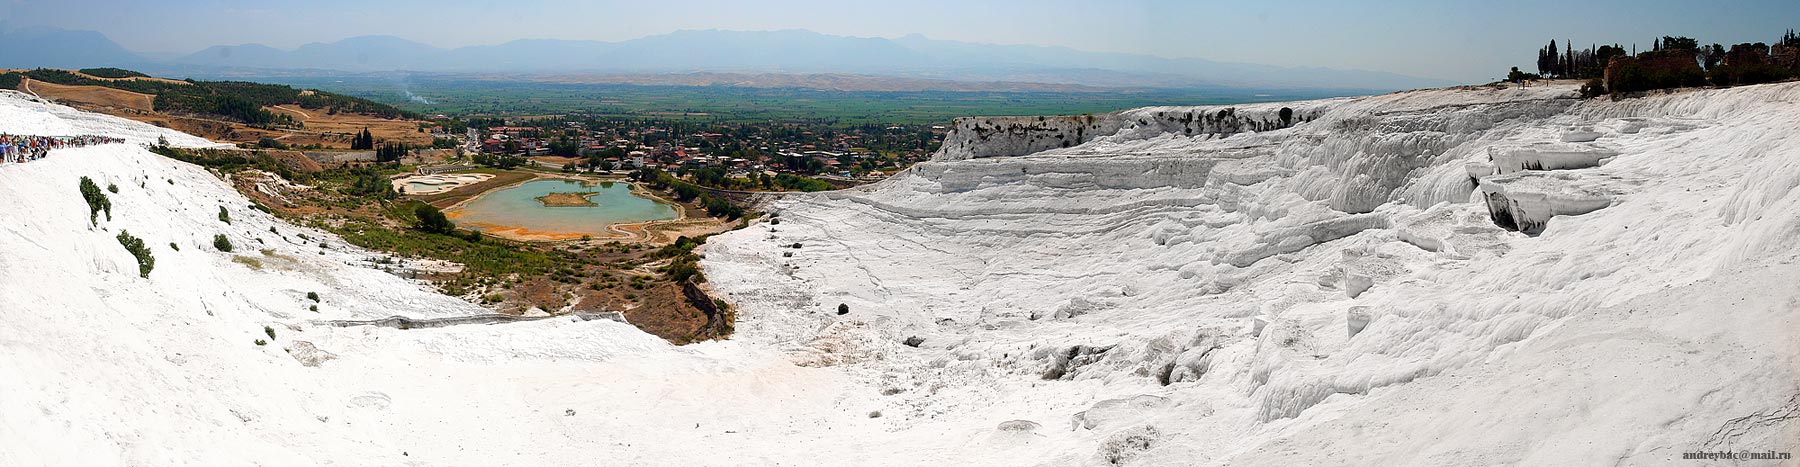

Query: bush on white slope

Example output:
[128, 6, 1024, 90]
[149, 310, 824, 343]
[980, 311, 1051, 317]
[703, 82, 1800, 465]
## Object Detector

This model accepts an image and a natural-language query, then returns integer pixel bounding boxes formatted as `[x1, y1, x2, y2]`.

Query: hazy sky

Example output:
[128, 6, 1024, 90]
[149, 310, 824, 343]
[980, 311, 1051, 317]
[4, 0, 1797, 82]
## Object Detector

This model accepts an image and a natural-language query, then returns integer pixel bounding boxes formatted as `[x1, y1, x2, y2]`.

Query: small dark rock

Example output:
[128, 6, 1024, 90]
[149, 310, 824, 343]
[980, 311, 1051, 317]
[837, 303, 849, 315]
[902, 336, 925, 347]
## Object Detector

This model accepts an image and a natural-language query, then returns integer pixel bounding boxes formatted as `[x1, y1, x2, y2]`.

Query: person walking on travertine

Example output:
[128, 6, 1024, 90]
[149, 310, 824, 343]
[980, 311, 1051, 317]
[0, 134, 124, 164]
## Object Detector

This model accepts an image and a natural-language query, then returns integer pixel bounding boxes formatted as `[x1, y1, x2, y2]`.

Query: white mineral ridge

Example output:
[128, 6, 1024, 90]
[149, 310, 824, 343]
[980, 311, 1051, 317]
[704, 82, 1800, 465]
[1, 78, 1798, 467]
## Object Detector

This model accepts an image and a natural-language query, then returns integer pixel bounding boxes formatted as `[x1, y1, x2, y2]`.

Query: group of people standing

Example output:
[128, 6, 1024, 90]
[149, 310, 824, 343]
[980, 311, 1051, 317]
[0, 134, 125, 163]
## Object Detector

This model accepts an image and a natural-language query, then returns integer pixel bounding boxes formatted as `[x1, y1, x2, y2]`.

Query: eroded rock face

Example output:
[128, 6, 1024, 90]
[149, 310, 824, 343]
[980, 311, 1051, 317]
[1486, 142, 1618, 174]
[285, 340, 337, 367]
[935, 104, 1327, 161]
[996, 420, 1042, 432]
[936, 115, 1115, 160]
[1071, 395, 1171, 431]
[1479, 172, 1615, 235]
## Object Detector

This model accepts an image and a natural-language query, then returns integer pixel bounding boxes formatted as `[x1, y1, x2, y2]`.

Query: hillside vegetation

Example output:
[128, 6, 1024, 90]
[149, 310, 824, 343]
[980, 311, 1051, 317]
[1, 68, 420, 125]
[1509, 29, 1800, 97]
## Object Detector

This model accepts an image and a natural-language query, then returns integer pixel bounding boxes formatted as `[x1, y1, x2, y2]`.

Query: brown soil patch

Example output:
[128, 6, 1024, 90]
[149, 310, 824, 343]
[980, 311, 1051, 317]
[411, 170, 537, 207]
[511, 278, 571, 313]
[56, 102, 425, 151]
[21, 79, 155, 111]
[265, 105, 432, 147]
[9, 79, 429, 150]
[529, 155, 584, 166]
[260, 150, 327, 173]
[618, 282, 716, 343]
[443, 221, 616, 242]
[535, 192, 598, 207]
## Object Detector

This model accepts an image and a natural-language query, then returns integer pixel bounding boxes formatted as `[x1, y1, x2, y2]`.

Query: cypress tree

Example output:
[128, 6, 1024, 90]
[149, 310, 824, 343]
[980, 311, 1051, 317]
[350, 128, 375, 150]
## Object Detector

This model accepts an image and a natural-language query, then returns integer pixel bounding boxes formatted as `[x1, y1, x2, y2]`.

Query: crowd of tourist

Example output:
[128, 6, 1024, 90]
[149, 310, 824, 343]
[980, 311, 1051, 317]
[0, 134, 125, 163]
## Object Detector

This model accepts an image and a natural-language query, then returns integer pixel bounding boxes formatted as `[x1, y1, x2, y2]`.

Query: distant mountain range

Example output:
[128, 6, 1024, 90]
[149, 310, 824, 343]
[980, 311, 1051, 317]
[0, 27, 1458, 92]
[0, 25, 146, 71]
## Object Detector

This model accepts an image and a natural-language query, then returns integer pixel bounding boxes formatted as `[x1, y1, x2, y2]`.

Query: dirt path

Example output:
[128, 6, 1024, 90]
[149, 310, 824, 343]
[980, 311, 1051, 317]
[22, 79, 160, 112]
[269, 105, 313, 119]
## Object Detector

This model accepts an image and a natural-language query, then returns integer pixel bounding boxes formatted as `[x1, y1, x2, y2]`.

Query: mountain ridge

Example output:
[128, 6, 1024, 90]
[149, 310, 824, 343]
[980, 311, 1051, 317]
[3, 27, 1456, 91]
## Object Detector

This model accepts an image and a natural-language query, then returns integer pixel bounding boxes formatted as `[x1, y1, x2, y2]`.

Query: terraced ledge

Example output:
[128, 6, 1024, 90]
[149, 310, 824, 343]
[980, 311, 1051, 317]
[313, 311, 623, 329]
[1481, 142, 1620, 175]
[1479, 172, 1615, 235]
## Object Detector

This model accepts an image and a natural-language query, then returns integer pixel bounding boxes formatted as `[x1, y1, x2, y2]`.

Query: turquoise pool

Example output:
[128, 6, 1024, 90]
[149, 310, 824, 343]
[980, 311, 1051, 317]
[445, 179, 677, 239]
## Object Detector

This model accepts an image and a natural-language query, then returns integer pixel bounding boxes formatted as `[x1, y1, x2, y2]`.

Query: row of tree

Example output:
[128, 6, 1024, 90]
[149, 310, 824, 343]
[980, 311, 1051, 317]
[632, 168, 746, 219]
[1517, 29, 1799, 96]
[1534, 40, 1630, 80]
[375, 143, 409, 163]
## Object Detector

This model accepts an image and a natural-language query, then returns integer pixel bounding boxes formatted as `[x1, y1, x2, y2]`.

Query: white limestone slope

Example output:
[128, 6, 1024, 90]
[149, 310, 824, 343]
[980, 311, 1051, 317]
[4, 81, 1798, 466]
[704, 82, 1800, 465]
[0, 91, 885, 467]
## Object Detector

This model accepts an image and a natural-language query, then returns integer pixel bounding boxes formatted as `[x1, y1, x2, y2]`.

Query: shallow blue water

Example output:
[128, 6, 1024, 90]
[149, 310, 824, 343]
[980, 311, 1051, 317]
[447, 179, 676, 237]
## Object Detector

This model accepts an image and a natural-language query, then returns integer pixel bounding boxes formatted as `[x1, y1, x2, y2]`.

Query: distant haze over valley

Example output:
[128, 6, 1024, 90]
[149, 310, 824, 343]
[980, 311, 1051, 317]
[0, 26, 1453, 92]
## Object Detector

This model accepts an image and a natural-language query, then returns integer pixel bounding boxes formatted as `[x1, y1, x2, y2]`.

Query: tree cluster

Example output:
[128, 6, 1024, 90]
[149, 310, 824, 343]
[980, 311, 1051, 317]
[376, 142, 407, 163]
[350, 128, 375, 150]
[1535, 39, 1629, 79]
[413, 204, 455, 235]
[1520, 28, 1799, 97]
[472, 152, 526, 169]
[632, 168, 745, 219]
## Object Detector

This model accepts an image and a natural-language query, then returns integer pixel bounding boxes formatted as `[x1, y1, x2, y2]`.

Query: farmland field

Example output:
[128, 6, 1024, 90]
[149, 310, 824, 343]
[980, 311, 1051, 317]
[243, 75, 1367, 124]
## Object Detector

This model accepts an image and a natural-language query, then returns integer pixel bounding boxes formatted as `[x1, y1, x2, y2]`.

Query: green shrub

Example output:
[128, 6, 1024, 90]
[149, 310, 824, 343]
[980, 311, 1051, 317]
[78, 177, 112, 226]
[214, 234, 234, 252]
[1579, 78, 1607, 99]
[254, 339, 267, 346]
[263, 326, 276, 339]
[306, 291, 320, 302]
[218, 206, 231, 224]
[413, 204, 455, 234]
[169, 242, 180, 251]
[651, 235, 708, 259]
[115, 230, 154, 278]
[107, 183, 119, 193]
[662, 256, 705, 283]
